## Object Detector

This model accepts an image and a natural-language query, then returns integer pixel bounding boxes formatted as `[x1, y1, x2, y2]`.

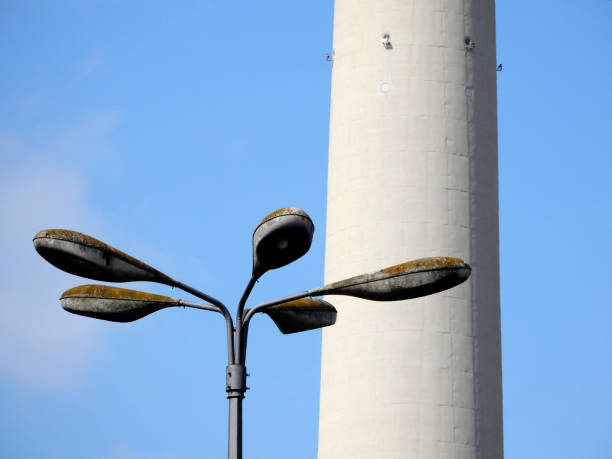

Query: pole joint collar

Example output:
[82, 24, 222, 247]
[226, 364, 247, 398]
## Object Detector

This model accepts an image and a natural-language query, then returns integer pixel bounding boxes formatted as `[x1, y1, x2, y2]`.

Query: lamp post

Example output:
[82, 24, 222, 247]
[33, 207, 471, 459]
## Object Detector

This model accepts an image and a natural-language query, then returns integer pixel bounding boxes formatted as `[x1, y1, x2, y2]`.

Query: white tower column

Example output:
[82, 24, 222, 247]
[318, 1, 502, 458]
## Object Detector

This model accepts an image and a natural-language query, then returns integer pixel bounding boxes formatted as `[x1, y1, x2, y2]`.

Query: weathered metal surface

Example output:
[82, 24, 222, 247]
[251, 208, 314, 276]
[60, 284, 179, 322]
[264, 298, 337, 334]
[256, 207, 310, 227]
[226, 364, 247, 393]
[33, 229, 176, 285]
[312, 257, 471, 301]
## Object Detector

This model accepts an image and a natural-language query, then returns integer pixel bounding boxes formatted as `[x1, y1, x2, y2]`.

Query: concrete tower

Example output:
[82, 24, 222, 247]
[318, 1, 502, 458]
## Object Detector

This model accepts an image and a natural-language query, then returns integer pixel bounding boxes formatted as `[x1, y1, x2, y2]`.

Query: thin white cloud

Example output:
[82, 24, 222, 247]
[77, 53, 104, 80]
[103, 445, 198, 459]
[0, 113, 119, 389]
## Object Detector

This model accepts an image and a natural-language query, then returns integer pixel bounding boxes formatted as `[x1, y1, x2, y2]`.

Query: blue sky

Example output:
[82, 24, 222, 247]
[1, 1, 610, 458]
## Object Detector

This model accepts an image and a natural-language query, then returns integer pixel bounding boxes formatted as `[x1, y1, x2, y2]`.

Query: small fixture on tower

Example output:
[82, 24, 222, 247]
[465, 37, 476, 50]
[381, 33, 392, 49]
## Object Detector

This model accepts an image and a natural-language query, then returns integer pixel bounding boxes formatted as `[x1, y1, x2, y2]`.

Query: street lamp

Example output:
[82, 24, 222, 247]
[33, 207, 471, 459]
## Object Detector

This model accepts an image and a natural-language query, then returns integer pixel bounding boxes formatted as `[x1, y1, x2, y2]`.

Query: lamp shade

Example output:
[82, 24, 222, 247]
[252, 208, 314, 276]
[34, 229, 175, 285]
[264, 298, 336, 334]
[311, 257, 471, 301]
[60, 284, 180, 322]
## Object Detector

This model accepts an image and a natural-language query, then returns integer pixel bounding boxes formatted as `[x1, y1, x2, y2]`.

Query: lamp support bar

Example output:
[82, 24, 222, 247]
[175, 281, 235, 364]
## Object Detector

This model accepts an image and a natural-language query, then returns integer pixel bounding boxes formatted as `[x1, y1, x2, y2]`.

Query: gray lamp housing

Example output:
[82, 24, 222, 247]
[311, 257, 471, 301]
[264, 298, 337, 334]
[60, 285, 180, 322]
[252, 208, 314, 277]
[33, 229, 176, 285]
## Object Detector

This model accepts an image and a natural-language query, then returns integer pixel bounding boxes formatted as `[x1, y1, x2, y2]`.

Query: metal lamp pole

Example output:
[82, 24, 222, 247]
[33, 207, 471, 459]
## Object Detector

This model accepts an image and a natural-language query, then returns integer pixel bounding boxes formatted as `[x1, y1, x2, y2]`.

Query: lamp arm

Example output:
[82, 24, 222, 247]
[236, 289, 315, 364]
[174, 280, 235, 364]
[236, 280, 347, 363]
[236, 312, 251, 364]
[236, 276, 258, 323]
[174, 280, 227, 311]
[242, 289, 313, 325]
[179, 299, 222, 313]
[234, 275, 259, 364]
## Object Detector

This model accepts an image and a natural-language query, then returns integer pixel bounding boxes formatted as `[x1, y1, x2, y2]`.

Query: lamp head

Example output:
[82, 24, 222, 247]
[263, 298, 336, 334]
[312, 257, 471, 301]
[33, 229, 176, 285]
[252, 208, 314, 277]
[60, 285, 180, 322]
